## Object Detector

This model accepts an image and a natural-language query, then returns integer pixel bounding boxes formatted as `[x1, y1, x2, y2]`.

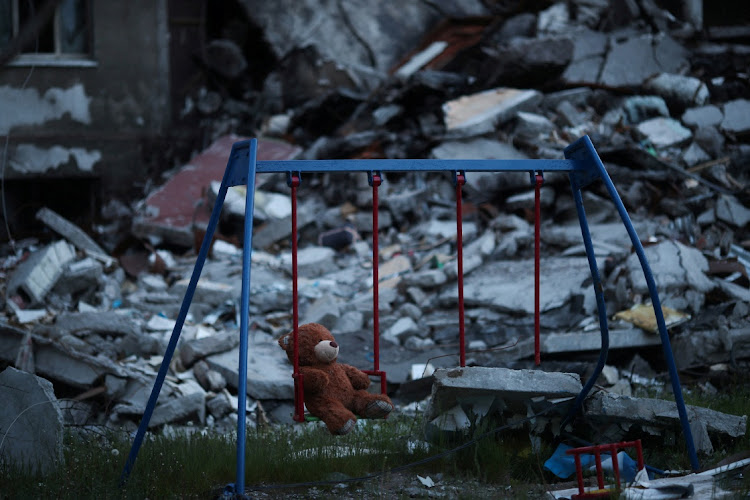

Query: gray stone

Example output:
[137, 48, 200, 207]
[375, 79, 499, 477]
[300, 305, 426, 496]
[721, 99, 750, 135]
[585, 391, 746, 440]
[681, 105, 723, 129]
[464, 231, 496, 259]
[281, 246, 338, 277]
[7, 240, 76, 305]
[537, 2, 570, 34]
[180, 329, 240, 367]
[626, 240, 714, 295]
[694, 126, 725, 158]
[561, 29, 608, 85]
[459, 258, 592, 315]
[206, 334, 293, 400]
[54, 311, 140, 337]
[301, 295, 341, 330]
[643, 73, 709, 108]
[514, 111, 556, 139]
[35, 207, 109, 258]
[193, 360, 227, 392]
[485, 36, 573, 88]
[431, 138, 530, 200]
[544, 87, 593, 110]
[494, 12, 536, 42]
[424, 366, 582, 421]
[206, 391, 234, 418]
[541, 329, 662, 353]
[352, 210, 392, 233]
[53, 257, 103, 296]
[383, 316, 420, 344]
[397, 302, 422, 322]
[445, 254, 483, 280]
[170, 277, 235, 308]
[622, 96, 670, 124]
[239, 0, 487, 75]
[505, 186, 555, 212]
[555, 100, 585, 127]
[599, 34, 689, 88]
[150, 392, 206, 428]
[105, 374, 128, 399]
[715, 195, 750, 227]
[401, 269, 447, 288]
[333, 310, 364, 334]
[442, 88, 542, 136]
[681, 142, 711, 167]
[0, 367, 63, 474]
[417, 219, 477, 241]
[636, 117, 692, 148]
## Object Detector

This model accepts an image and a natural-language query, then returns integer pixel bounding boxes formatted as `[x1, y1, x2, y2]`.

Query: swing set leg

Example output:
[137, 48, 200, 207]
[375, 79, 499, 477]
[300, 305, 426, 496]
[564, 136, 700, 472]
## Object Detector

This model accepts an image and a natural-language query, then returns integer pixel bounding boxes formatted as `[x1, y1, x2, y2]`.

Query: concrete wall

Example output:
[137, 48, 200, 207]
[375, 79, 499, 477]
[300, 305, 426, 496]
[0, 0, 170, 205]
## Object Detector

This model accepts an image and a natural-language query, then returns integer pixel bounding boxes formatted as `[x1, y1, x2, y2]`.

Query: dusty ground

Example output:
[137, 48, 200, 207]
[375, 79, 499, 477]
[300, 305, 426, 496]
[240, 471, 558, 499]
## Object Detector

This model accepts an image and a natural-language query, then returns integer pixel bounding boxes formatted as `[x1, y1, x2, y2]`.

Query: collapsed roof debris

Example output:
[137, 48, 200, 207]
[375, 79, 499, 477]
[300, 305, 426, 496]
[1, 0, 749, 493]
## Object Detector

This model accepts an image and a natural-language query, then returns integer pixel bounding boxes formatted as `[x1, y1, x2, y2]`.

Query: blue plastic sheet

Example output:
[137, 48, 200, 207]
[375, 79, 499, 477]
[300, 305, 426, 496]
[543, 443, 639, 483]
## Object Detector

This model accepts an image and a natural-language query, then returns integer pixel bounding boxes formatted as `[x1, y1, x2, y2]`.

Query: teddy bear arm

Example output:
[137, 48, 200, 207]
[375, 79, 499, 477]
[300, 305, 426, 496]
[299, 366, 329, 392]
[341, 364, 371, 390]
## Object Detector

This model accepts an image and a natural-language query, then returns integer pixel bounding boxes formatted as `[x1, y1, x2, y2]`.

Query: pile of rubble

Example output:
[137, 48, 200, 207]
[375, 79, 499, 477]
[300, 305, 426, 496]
[1, 0, 749, 478]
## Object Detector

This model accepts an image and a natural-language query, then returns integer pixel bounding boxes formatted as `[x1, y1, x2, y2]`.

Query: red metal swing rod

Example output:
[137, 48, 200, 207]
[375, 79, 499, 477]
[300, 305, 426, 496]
[290, 173, 387, 422]
[455, 172, 467, 367]
[289, 174, 305, 422]
[362, 172, 387, 393]
[534, 173, 544, 366]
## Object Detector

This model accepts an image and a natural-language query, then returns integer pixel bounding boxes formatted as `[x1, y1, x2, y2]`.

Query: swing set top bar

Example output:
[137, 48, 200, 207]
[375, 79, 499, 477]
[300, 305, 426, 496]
[223, 139, 587, 186]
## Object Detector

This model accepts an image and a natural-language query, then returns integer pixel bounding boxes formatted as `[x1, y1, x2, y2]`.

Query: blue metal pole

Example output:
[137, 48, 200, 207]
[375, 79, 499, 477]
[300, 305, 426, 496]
[560, 185, 610, 430]
[235, 138, 258, 496]
[598, 163, 700, 472]
[119, 151, 235, 487]
[565, 136, 700, 471]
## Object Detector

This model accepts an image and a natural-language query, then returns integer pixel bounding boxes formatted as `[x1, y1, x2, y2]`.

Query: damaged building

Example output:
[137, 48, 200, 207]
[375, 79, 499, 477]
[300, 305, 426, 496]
[2, 0, 750, 496]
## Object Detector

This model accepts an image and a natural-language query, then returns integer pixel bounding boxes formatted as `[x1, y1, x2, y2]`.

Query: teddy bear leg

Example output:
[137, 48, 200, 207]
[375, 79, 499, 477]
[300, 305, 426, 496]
[353, 392, 394, 419]
[308, 399, 358, 435]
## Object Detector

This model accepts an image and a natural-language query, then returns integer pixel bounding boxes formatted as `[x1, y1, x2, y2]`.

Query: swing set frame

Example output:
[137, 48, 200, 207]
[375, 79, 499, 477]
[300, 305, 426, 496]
[120, 135, 700, 496]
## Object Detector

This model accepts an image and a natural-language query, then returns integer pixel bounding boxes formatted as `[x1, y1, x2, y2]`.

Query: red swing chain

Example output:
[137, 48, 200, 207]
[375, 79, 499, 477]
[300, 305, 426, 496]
[289, 174, 305, 422]
[455, 172, 466, 367]
[534, 173, 544, 366]
[363, 172, 387, 394]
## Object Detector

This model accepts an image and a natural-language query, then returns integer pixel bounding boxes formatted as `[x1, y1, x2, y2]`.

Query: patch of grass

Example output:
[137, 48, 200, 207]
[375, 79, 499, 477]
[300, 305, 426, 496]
[631, 373, 750, 473]
[0, 414, 438, 499]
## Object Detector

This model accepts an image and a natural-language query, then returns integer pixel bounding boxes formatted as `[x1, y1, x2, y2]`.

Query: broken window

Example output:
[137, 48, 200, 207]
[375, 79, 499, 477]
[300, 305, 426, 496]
[0, 0, 92, 64]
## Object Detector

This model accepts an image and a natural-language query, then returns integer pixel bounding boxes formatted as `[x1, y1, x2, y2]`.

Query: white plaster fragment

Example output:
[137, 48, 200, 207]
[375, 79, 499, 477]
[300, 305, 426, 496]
[0, 83, 92, 134]
[11, 144, 101, 174]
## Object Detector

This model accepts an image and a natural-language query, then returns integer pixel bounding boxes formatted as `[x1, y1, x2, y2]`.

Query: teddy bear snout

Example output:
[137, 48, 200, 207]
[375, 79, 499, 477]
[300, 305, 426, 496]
[314, 339, 339, 362]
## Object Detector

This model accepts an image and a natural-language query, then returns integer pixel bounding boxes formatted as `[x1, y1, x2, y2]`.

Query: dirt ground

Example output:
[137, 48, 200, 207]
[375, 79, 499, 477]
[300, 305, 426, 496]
[240, 470, 559, 499]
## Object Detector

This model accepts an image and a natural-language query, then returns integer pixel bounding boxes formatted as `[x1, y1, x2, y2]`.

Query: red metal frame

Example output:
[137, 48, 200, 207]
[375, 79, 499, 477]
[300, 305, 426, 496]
[534, 173, 544, 366]
[362, 172, 387, 394]
[566, 439, 644, 499]
[455, 172, 466, 367]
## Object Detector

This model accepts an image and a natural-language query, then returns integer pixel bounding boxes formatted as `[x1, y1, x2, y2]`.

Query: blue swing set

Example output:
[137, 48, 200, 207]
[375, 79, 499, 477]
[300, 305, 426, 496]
[119, 135, 700, 496]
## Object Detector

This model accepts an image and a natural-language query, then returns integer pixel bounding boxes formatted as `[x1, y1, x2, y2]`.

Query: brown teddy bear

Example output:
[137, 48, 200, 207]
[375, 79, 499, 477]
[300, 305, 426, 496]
[278, 323, 394, 435]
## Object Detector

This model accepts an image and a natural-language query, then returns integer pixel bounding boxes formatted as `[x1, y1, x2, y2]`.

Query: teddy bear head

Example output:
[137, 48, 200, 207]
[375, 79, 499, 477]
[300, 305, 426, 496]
[278, 323, 340, 366]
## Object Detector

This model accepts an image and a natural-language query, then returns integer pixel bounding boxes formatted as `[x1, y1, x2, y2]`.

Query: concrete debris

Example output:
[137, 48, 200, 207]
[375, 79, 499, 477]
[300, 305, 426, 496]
[0, 367, 63, 475]
[636, 117, 693, 148]
[1, 2, 749, 480]
[7, 240, 76, 306]
[720, 99, 750, 136]
[585, 391, 747, 453]
[424, 366, 582, 425]
[442, 87, 542, 135]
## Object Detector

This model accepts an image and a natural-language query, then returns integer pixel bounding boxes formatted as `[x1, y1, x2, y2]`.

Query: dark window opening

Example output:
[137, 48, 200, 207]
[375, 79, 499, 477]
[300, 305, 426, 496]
[0, 0, 91, 57]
